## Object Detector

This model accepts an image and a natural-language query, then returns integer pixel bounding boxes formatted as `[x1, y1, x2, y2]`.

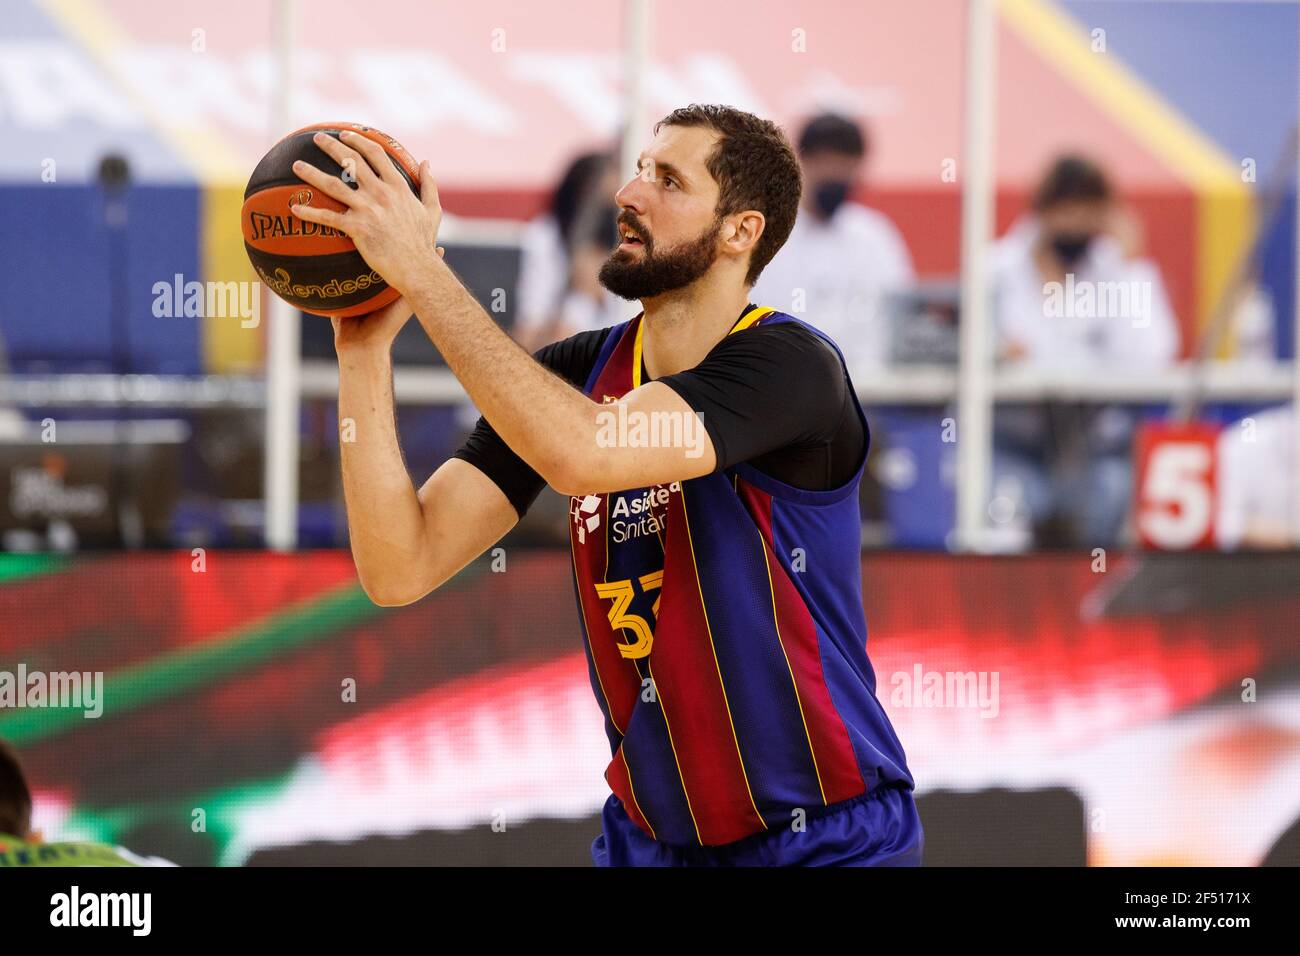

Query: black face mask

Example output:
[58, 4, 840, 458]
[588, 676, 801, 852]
[812, 180, 852, 219]
[1049, 232, 1094, 266]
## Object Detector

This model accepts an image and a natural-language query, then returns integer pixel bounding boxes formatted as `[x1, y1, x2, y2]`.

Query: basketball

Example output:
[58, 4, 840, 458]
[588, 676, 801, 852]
[241, 122, 420, 318]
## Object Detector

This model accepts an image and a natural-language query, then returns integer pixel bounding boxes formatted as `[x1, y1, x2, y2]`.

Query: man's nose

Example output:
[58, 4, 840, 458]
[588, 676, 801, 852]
[614, 175, 648, 216]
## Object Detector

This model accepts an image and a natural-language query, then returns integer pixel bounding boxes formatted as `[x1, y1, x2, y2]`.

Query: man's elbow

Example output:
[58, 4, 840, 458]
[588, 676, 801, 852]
[360, 582, 416, 608]
[550, 458, 617, 498]
[357, 571, 435, 608]
[541, 449, 601, 498]
[549, 472, 587, 498]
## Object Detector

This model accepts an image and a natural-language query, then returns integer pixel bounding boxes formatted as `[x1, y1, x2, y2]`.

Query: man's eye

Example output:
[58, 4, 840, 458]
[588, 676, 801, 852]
[663, 176, 676, 188]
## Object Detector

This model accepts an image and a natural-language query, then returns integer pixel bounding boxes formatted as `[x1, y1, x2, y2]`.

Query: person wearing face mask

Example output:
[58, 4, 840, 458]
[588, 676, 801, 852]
[750, 113, 915, 372]
[514, 151, 641, 352]
[991, 154, 1177, 368]
[988, 155, 1180, 547]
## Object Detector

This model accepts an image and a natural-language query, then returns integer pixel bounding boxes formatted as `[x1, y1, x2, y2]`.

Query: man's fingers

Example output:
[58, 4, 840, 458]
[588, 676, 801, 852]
[339, 129, 406, 189]
[312, 131, 379, 189]
[292, 159, 362, 207]
[290, 201, 347, 232]
[418, 160, 442, 214]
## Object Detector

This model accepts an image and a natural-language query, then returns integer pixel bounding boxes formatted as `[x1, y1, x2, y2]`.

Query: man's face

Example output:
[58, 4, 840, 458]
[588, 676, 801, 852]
[598, 125, 726, 300]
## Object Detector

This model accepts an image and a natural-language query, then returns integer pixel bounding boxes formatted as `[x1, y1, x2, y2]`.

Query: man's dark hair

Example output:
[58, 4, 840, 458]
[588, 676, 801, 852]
[797, 113, 868, 160]
[654, 104, 802, 286]
[0, 739, 33, 838]
[1032, 154, 1112, 212]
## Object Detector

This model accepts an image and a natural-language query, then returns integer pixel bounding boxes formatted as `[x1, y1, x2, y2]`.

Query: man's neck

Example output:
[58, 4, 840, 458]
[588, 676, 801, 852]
[639, 281, 751, 379]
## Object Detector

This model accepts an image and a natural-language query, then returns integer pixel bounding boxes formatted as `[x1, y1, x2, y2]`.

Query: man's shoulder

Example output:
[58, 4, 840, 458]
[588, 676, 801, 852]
[716, 314, 848, 386]
[747, 311, 845, 354]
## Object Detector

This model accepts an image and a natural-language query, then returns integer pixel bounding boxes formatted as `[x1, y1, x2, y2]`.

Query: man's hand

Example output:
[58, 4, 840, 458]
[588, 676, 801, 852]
[331, 295, 414, 356]
[330, 249, 446, 357]
[290, 129, 443, 296]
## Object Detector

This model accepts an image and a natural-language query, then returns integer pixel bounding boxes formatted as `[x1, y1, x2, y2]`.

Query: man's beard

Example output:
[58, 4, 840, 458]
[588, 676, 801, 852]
[598, 216, 722, 300]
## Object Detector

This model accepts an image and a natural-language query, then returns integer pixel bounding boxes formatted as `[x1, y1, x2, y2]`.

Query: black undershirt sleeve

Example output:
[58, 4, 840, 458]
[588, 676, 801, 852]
[452, 320, 866, 514]
[655, 322, 867, 491]
[451, 327, 611, 518]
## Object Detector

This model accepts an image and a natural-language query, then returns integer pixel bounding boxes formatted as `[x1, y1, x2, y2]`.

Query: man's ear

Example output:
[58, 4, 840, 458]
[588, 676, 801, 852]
[725, 210, 765, 255]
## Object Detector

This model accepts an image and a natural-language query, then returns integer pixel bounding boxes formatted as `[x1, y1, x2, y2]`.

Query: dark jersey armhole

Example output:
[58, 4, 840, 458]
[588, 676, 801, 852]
[449, 326, 614, 518]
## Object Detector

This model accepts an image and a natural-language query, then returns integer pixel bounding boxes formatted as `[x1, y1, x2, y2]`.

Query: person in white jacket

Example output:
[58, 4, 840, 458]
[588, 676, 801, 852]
[1216, 403, 1295, 550]
[988, 154, 1180, 546]
[751, 113, 915, 372]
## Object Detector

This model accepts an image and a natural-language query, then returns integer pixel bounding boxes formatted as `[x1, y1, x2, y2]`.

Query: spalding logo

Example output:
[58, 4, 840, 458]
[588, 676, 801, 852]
[288, 188, 313, 208]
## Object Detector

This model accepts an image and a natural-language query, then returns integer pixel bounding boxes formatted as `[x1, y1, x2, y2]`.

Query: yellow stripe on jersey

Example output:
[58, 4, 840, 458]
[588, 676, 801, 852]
[631, 305, 777, 390]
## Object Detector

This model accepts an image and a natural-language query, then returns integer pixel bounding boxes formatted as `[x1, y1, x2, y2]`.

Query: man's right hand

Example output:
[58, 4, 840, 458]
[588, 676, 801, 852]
[330, 248, 444, 356]
[331, 294, 414, 355]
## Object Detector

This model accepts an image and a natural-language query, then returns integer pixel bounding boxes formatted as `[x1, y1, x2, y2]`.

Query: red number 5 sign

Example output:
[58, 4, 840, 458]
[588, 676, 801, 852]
[1134, 422, 1222, 550]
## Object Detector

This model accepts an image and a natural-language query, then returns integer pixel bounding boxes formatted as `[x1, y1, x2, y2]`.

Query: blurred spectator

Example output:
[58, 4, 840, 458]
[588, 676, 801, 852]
[989, 155, 1180, 547]
[992, 155, 1178, 367]
[0, 739, 174, 866]
[751, 112, 914, 370]
[514, 151, 637, 351]
[1216, 404, 1295, 550]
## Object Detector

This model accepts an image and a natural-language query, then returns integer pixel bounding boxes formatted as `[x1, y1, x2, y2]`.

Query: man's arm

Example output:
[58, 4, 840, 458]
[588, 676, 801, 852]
[335, 300, 519, 607]
[406, 269, 719, 495]
[289, 130, 719, 497]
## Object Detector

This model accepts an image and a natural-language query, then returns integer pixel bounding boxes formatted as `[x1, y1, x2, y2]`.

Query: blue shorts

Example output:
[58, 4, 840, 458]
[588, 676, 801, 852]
[591, 782, 924, 867]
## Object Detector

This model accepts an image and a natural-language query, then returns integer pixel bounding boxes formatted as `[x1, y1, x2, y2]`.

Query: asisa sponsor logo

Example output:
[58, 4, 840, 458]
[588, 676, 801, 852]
[609, 482, 680, 544]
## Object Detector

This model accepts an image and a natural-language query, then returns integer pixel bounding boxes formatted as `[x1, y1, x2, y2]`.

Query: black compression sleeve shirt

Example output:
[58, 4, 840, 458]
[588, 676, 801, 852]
[451, 312, 866, 518]
[451, 328, 612, 517]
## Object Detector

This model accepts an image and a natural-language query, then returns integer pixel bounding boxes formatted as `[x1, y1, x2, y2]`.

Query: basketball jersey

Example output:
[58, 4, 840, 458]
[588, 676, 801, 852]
[0, 833, 158, 867]
[568, 306, 914, 847]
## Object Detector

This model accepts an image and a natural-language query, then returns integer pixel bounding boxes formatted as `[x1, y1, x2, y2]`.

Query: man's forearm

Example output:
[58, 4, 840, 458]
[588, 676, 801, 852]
[337, 348, 428, 597]
[405, 260, 598, 490]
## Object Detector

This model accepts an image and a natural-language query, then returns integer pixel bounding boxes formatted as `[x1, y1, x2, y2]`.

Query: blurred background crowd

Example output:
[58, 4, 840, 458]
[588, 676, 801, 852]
[2, 0, 1299, 870]
[2, 0, 1296, 556]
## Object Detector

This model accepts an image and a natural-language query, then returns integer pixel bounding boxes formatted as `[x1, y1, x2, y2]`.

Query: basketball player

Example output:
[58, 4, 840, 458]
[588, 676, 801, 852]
[290, 104, 922, 866]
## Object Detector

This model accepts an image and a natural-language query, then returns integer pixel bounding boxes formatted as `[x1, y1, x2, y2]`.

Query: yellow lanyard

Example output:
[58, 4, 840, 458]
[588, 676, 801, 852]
[631, 305, 775, 389]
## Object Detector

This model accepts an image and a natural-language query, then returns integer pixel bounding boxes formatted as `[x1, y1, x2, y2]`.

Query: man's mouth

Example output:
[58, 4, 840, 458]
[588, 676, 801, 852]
[618, 224, 646, 251]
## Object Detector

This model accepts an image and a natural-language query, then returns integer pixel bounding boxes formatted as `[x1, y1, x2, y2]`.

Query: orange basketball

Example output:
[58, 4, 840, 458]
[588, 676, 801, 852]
[241, 122, 420, 318]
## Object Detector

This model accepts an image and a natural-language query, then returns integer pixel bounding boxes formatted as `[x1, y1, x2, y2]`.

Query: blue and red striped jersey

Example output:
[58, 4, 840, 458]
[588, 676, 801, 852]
[568, 306, 914, 847]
